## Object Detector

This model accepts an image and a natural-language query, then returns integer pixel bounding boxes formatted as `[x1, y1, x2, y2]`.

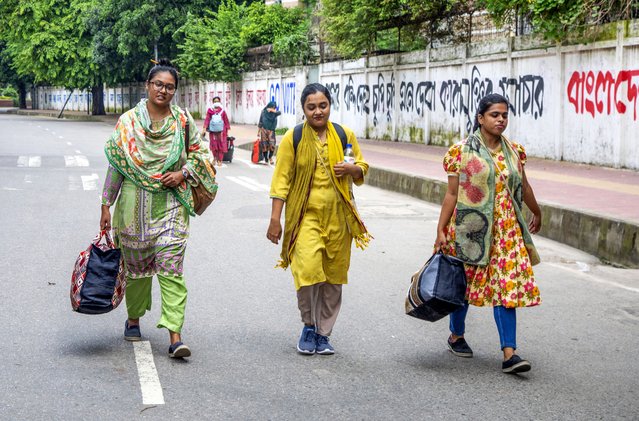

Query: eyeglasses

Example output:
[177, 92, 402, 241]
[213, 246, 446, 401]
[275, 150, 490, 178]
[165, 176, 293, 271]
[148, 80, 176, 94]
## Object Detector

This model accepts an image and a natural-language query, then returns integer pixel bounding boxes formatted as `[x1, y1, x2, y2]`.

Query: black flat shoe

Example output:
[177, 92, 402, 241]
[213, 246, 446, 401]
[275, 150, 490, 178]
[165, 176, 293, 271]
[502, 355, 531, 373]
[447, 336, 473, 358]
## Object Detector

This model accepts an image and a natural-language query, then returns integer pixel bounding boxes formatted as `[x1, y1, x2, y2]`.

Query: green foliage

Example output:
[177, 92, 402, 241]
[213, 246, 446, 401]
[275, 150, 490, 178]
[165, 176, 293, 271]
[177, 1, 312, 80]
[176, 2, 248, 82]
[1, 86, 19, 98]
[90, 0, 220, 84]
[0, 0, 98, 88]
[320, 0, 476, 58]
[480, 0, 635, 40]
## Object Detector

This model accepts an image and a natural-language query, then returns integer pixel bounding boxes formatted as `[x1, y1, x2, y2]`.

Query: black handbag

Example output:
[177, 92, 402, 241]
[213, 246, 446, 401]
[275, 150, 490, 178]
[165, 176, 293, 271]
[70, 231, 126, 314]
[405, 252, 467, 322]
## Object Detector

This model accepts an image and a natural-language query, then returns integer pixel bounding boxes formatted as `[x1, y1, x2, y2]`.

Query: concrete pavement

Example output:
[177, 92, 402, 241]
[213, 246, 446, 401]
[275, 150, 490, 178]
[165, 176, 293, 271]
[12, 108, 639, 267]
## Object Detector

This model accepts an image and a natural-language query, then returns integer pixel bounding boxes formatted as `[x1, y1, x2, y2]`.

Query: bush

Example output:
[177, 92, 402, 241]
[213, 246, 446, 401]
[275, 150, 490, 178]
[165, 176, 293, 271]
[1, 86, 18, 99]
[275, 127, 288, 135]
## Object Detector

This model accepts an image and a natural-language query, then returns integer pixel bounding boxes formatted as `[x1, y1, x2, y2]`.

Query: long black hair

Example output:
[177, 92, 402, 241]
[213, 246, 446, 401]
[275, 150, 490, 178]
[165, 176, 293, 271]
[146, 58, 179, 88]
[300, 83, 332, 107]
[472, 93, 509, 132]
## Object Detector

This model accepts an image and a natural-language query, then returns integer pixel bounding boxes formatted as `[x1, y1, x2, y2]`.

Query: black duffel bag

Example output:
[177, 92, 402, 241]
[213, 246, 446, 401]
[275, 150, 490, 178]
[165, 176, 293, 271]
[405, 252, 467, 322]
[70, 231, 126, 314]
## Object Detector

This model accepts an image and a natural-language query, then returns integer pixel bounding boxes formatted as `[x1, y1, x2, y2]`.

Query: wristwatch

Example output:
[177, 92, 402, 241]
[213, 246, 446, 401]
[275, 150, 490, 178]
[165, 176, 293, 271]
[181, 168, 189, 180]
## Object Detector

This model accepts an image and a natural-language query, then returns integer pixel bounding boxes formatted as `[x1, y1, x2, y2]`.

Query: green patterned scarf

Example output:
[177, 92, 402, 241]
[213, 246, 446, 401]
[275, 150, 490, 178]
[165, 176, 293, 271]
[455, 130, 539, 266]
[104, 99, 218, 216]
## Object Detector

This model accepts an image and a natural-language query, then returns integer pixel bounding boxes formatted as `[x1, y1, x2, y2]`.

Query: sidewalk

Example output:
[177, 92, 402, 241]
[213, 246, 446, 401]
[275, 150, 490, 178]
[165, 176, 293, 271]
[12, 109, 639, 267]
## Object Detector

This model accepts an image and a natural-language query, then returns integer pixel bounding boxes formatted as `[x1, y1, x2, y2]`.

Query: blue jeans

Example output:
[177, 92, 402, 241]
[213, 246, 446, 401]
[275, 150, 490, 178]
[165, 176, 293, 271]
[449, 303, 517, 350]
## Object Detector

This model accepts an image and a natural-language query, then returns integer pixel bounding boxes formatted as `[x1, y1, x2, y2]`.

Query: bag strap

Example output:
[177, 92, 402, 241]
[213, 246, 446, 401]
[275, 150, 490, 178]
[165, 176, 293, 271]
[95, 230, 115, 248]
[293, 123, 347, 153]
[185, 121, 190, 151]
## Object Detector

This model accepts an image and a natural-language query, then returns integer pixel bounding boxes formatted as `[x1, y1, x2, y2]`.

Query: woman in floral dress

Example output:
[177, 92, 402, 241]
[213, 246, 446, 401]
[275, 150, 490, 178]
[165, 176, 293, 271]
[435, 93, 542, 374]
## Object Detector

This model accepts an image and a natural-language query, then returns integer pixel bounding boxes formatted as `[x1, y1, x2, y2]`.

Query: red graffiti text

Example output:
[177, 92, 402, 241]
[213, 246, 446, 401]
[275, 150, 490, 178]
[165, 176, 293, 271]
[567, 69, 639, 120]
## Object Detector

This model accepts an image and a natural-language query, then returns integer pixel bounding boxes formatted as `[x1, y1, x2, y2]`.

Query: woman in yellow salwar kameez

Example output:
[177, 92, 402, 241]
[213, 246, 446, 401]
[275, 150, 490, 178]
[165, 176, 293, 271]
[267, 83, 371, 355]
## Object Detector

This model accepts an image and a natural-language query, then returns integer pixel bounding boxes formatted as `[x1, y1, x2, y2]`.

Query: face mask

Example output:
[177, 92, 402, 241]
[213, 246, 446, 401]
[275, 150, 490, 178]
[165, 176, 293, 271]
[213, 103, 221, 108]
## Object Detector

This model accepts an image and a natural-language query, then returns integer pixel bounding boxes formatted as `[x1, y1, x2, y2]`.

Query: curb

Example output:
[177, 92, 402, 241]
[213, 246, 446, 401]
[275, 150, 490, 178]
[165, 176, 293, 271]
[238, 142, 639, 268]
[366, 167, 638, 269]
[16, 110, 112, 122]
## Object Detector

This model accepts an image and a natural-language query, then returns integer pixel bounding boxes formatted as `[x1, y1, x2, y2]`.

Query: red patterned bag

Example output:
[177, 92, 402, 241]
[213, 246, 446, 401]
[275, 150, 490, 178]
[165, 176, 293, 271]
[70, 230, 126, 314]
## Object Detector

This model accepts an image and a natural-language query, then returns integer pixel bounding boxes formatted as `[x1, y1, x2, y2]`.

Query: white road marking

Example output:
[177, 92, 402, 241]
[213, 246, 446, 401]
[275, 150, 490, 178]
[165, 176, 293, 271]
[64, 155, 90, 167]
[226, 176, 262, 191]
[236, 158, 263, 169]
[237, 176, 270, 191]
[17, 156, 41, 167]
[68, 176, 81, 190]
[59, 136, 64, 139]
[546, 262, 639, 293]
[66, 141, 72, 146]
[24, 175, 34, 184]
[75, 149, 82, 154]
[132, 341, 165, 405]
[81, 174, 99, 191]
[2, 187, 21, 191]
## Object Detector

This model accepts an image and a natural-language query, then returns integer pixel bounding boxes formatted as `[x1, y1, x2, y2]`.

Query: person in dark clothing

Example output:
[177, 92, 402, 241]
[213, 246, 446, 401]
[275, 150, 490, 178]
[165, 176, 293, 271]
[258, 101, 281, 164]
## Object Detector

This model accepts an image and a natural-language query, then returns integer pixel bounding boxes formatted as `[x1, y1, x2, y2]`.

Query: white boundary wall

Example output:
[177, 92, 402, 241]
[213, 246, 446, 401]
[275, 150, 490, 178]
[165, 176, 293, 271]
[35, 22, 639, 169]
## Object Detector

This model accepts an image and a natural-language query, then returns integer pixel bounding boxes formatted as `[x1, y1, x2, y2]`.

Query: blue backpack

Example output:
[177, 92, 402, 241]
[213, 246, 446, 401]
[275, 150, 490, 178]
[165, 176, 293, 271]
[208, 113, 224, 132]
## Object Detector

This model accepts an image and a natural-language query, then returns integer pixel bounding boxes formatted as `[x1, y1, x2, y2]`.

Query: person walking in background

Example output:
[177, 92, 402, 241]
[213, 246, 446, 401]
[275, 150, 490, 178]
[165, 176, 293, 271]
[202, 96, 230, 167]
[434, 93, 542, 374]
[99, 59, 218, 359]
[267, 83, 372, 355]
[258, 101, 281, 164]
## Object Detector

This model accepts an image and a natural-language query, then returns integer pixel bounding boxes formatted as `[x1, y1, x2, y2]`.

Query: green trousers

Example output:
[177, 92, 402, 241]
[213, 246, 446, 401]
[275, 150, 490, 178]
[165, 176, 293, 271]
[125, 273, 187, 333]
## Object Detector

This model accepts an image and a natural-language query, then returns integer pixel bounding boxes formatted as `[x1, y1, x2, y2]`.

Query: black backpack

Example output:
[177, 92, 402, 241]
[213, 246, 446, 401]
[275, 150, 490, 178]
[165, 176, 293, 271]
[292, 122, 348, 152]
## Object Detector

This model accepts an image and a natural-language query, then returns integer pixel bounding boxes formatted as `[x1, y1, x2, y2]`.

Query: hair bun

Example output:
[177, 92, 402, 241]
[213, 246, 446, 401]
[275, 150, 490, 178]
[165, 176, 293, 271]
[156, 58, 174, 68]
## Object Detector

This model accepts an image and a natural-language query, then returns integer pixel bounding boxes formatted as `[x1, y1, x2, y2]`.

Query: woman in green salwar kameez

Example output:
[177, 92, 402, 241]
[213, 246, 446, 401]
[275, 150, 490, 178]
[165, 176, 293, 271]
[99, 59, 217, 358]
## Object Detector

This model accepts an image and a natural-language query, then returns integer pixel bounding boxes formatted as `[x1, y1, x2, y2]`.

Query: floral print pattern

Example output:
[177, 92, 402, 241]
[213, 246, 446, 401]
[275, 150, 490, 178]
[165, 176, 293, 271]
[440, 142, 541, 308]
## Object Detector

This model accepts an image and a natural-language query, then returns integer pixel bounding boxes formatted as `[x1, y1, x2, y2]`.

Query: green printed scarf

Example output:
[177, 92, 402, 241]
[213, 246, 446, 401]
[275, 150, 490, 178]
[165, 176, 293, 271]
[455, 130, 539, 266]
[104, 99, 217, 216]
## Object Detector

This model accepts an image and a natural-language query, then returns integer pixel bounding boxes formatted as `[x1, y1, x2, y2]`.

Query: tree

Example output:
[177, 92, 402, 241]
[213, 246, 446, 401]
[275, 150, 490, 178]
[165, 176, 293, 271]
[176, 1, 312, 80]
[0, 42, 31, 109]
[480, 0, 638, 40]
[318, 0, 476, 59]
[241, 2, 313, 66]
[175, 2, 248, 81]
[0, 0, 104, 113]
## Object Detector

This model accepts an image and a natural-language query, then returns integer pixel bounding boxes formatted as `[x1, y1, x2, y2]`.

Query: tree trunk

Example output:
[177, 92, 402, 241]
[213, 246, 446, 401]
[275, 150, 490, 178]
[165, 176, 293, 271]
[17, 81, 27, 109]
[91, 84, 105, 115]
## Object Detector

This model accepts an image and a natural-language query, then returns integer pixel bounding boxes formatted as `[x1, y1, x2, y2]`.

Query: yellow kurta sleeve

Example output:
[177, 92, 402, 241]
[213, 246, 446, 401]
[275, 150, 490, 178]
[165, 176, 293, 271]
[269, 128, 295, 201]
[345, 128, 368, 186]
